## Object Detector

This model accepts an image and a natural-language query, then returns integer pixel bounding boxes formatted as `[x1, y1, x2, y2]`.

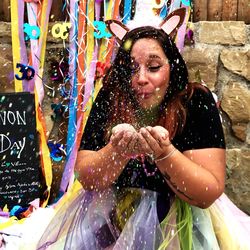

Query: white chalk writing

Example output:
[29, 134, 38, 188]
[0, 111, 26, 126]
[0, 135, 26, 158]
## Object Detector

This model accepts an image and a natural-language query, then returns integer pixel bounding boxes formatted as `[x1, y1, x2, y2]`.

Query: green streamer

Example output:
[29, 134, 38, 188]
[158, 198, 193, 250]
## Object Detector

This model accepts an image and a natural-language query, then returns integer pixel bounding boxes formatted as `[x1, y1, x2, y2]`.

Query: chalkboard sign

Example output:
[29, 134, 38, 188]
[0, 92, 41, 209]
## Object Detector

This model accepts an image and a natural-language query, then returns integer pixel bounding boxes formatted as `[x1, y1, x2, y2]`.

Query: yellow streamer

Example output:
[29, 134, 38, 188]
[35, 90, 52, 207]
[81, 0, 115, 133]
[0, 217, 26, 231]
[53, 180, 83, 211]
[80, 0, 95, 132]
[8, 0, 52, 211]
[10, 0, 22, 92]
[86, 0, 95, 69]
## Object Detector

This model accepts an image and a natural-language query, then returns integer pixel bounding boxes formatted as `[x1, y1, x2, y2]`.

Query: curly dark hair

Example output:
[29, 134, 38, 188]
[102, 26, 205, 139]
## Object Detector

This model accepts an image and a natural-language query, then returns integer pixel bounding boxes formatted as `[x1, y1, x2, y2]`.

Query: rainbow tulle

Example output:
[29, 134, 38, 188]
[1, 187, 250, 249]
[34, 187, 250, 250]
[209, 193, 250, 250]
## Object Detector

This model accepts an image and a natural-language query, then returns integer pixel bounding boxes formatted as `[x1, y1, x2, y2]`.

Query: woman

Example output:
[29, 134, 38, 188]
[76, 27, 225, 207]
[74, 20, 225, 249]
[37, 13, 228, 250]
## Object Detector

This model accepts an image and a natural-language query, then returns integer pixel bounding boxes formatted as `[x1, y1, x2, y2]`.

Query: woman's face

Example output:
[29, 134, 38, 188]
[130, 38, 170, 109]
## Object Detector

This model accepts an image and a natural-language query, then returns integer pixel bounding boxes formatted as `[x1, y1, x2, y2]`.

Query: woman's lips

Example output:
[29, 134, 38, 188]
[137, 92, 153, 99]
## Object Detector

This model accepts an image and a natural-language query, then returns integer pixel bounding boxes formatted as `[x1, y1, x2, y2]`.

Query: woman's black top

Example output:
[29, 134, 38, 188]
[79, 87, 225, 221]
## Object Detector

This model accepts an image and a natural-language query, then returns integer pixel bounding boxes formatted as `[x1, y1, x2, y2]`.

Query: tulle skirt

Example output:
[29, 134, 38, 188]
[35, 186, 250, 250]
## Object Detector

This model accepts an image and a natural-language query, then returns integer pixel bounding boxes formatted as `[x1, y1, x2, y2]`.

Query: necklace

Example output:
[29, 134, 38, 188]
[139, 154, 158, 177]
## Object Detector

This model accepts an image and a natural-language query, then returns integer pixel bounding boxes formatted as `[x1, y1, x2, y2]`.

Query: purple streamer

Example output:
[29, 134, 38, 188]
[60, 0, 101, 193]
[17, 0, 29, 91]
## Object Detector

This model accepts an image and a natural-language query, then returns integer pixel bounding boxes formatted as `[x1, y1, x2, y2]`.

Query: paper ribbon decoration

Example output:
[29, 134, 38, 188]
[15, 63, 35, 80]
[10, 0, 53, 210]
[51, 22, 72, 40]
[23, 23, 40, 41]
[93, 21, 112, 39]
[59, 0, 121, 193]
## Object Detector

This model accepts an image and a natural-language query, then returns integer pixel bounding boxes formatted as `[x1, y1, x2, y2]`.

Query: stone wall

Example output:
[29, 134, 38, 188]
[0, 21, 249, 213]
[183, 21, 250, 214]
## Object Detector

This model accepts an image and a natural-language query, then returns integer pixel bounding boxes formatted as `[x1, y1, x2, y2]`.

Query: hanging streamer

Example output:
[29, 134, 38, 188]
[27, 0, 53, 207]
[176, 2, 190, 52]
[65, 0, 79, 161]
[77, 0, 87, 114]
[60, 0, 80, 193]
[10, 0, 53, 210]
[11, 0, 28, 92]
[80, 0, 117, 135]
[60, 0, 97, 192]
[123, 0, 132, 24]
[35, 0, 53, 103]
[60, 0, 121, 193]
[26, 1, 39, 93]
[82, 0, 95, 109]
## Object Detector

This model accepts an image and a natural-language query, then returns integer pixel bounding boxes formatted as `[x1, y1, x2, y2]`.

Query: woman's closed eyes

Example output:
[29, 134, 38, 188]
[130, 62, 163, 74]
[148, 65, 162, 72]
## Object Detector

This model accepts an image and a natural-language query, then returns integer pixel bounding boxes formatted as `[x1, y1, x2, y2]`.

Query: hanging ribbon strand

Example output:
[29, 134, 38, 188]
[59, 0, 121, 193]
[10, 0, 53, 209]
[11, 0, 28, 92]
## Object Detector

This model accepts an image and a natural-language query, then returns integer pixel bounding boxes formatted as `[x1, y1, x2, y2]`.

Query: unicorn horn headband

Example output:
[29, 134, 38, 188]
[105, 8, 186, 44]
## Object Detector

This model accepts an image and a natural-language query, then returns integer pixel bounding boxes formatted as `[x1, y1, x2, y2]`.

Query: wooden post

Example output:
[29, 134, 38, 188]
[238, 0, 250, 23]
[50, 0, 64, 21]
[222, 0, 237, 20]
[1, 0, 11, 22]
[193, 0, 208, 22]
[207, 0, 223, 21]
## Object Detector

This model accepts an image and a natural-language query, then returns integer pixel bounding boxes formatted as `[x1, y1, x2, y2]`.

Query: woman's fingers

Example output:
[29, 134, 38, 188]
[137, 129, 156, 154]
[140, 128, 161, 154]
[112, 131, 136, 155]
[110, 131, 124, 146]
[126, 133, 138, 154]
[119, 131, 133, 148]
[112, 123, 136, 135]
[146, 126, 171, 148]
[110, 125, 171, 159]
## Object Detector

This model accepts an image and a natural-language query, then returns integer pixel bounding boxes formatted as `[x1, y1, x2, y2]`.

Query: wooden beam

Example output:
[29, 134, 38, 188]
[238, 0, 250, 23]
[207, 0, 223, 21]
[193, 0, 208, 22]
[50, 0, 64, 21]
[2, 0, 11, 22]
[222, 0, 238, 20]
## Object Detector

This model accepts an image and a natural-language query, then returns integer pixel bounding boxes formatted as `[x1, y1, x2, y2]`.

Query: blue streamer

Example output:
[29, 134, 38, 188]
[160, 4, 167, 19]
[123, 0, 132, 24]
[182, 0, 191, 6]
[62, 0, 67, 11]
[66, 1, 79, 159]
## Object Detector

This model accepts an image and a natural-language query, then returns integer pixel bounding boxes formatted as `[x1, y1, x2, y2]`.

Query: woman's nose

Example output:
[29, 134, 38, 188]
[136, 68, 148, 85]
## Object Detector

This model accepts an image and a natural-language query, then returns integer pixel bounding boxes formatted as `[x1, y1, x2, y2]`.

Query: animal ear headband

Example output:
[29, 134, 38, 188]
[105, 8, 186, 44]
